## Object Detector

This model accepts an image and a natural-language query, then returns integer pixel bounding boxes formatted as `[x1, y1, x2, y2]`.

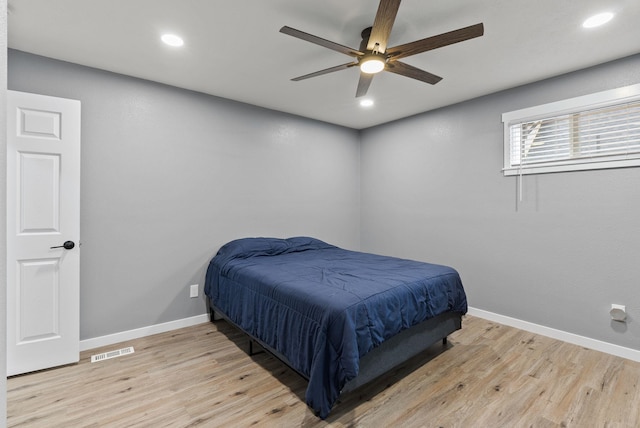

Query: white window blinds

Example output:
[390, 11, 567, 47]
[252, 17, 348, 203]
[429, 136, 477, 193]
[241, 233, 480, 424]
[503, 83, 640, 176]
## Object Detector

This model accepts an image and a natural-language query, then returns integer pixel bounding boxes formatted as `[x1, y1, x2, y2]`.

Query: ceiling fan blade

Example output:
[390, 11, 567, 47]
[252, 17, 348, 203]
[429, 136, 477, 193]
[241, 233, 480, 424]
[386, 23, 484, 60]
[291, 62, 358, 81]
[367, 0, 402, 53]
[385, 61, 443, 85]
[280, 26, 364, 57]
[356, 73, 374, 98]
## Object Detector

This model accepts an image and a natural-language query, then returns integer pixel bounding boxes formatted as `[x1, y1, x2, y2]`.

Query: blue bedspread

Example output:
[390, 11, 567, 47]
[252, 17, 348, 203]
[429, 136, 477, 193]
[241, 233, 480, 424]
[204, 237, 467, 418]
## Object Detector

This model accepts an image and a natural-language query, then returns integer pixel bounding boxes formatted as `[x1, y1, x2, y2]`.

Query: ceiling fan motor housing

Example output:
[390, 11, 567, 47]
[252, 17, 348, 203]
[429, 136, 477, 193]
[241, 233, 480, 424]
[359, 27, 373, 51]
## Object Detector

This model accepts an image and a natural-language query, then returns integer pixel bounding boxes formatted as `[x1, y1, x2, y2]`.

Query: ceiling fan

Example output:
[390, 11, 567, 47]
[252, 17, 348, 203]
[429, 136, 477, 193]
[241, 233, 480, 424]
[279, 0, 484, 97]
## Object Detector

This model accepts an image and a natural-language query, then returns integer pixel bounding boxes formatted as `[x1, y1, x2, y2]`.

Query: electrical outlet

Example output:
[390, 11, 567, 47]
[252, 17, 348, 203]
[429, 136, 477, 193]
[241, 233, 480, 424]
[190, 284, 198, 298]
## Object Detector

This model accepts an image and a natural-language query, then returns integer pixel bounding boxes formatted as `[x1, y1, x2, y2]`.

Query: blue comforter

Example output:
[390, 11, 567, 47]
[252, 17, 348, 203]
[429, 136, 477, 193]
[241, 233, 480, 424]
[204, 237, 467, 418]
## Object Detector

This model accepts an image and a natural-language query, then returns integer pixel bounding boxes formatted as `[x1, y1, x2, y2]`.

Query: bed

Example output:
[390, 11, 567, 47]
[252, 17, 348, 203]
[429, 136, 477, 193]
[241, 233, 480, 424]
[204, 236, 467, 418]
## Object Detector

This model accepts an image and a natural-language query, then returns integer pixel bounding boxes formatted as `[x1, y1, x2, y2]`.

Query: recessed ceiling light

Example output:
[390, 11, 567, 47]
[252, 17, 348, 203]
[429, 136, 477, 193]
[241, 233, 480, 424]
[582, 12, 614, 28]
[161, 34, 184, 47]
[360, 99, 374, 107]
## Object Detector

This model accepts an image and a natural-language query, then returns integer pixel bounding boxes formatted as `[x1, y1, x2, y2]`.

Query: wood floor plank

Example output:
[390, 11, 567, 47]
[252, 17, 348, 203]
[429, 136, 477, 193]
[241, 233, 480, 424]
[8, 315, 640, 427]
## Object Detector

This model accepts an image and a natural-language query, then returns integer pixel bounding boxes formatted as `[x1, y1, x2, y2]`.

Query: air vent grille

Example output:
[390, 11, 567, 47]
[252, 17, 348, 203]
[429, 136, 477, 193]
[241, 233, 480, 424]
[90, 346, 135, 363]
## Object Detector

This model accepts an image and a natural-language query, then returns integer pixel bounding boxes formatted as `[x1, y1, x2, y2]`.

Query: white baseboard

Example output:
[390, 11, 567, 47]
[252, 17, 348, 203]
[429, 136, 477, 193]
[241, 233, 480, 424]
[468, 307, 640, 363]
[80, 309, 640, 363]
[80, 314, 210, 352]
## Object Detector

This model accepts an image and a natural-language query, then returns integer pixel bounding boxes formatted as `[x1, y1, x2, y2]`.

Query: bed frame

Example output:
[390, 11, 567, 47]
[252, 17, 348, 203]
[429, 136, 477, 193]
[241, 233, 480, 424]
[209, 304, 462, 396]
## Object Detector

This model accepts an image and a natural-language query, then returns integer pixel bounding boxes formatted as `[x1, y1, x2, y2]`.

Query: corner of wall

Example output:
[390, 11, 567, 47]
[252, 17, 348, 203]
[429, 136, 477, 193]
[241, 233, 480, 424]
[356, 129, 364, 251]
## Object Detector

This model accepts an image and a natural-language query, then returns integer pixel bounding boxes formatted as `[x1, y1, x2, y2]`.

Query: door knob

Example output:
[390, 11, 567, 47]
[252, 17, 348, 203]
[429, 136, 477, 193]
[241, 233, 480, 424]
[50, 241, 75, 250]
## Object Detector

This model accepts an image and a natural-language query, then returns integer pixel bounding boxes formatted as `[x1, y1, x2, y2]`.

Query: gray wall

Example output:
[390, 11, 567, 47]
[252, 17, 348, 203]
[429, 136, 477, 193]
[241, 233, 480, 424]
[360, 54, 640, 350]
[7, 47, 640, 353]
[8, 50, 361, 340]
[1, 0, 8, 421]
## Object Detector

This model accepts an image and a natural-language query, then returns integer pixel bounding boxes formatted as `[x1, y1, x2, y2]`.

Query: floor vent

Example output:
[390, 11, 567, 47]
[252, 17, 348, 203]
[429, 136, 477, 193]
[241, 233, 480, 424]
[91, 346, 135, 363]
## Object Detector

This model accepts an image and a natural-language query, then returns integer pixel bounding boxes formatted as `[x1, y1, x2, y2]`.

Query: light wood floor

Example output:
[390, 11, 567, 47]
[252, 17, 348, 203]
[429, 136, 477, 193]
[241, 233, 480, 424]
[7, 315, 640, 427]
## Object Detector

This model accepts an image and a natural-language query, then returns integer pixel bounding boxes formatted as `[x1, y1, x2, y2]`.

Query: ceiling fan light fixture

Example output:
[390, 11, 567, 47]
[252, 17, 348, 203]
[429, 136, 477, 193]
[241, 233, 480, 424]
[360, 54, 385, 74]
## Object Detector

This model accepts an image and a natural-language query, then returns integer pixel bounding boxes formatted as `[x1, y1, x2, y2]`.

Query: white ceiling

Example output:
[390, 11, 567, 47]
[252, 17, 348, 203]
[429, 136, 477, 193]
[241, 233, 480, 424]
[7, 0, 640, 129]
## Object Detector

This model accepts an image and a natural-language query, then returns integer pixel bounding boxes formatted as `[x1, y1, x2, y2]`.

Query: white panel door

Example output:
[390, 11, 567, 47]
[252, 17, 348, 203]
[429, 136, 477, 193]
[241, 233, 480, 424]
[6, 90, 81, 376]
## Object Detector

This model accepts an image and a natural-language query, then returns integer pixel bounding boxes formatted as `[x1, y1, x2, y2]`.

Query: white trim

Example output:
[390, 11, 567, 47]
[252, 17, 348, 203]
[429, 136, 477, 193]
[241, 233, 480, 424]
[79, 314, 210, 352]
[467, 307, 640, 363]
[80, 309, 640, 363]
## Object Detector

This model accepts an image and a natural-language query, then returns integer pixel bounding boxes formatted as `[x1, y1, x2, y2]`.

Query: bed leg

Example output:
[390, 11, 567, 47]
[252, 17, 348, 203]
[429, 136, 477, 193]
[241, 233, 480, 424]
[249, 340, 265, 356]
[209, 308, 222, 323]
[442, 337, 448, 345]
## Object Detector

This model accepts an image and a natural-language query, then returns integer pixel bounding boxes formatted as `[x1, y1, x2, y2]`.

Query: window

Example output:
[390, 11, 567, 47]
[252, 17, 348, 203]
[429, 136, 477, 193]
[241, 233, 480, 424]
[502, 83, 640, 176]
